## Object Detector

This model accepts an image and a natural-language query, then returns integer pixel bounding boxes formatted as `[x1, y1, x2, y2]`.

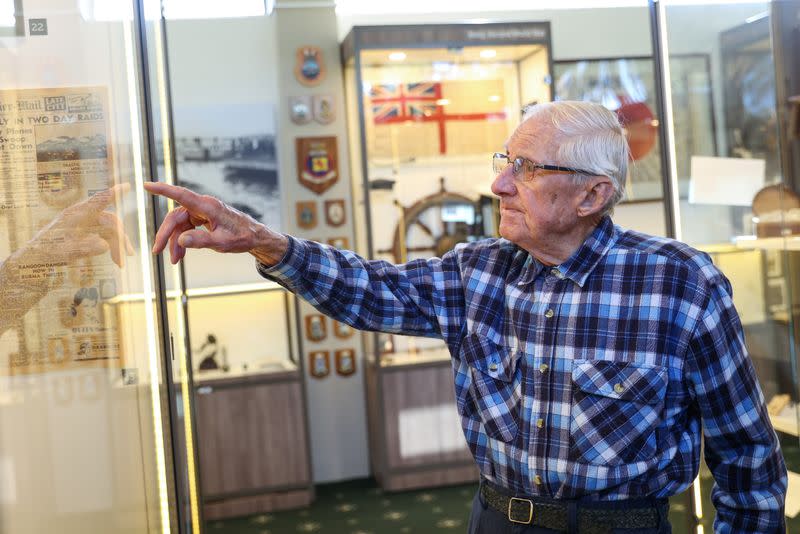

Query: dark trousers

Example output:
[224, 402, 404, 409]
[467, 481, 672, 534]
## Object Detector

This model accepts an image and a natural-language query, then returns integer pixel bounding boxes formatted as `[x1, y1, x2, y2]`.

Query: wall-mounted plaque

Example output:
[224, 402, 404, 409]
[327, 236, 349, 250]
[335, 349, 356, 377]
[296, 201, 318, 229]
[296, 136, 338, 195]
[295, 46, 326, 87]
[305, 314, 327, 342]
[313, 94, 335, 124]
[309, 350, 330, 379]
[324, 199, 346, 227]
[333, 321, 354, 339]
[289, 95, 312, 125]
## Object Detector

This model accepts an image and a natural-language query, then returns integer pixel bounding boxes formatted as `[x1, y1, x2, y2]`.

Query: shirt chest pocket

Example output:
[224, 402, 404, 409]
[569, 359, 667, 466]
[459, 333, 523, 443]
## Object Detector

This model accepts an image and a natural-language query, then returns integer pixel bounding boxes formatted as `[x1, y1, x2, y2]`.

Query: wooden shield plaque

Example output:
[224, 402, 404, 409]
[294, 46, 326, 87]
[296, 136, 338, 195]
[327, 236, 349, 250]
[324, 199, 346, 227]
[305, 314, 327, 342]
[296, 201, 318, 229]
[335, 349, 356, 377]
[333, 321, 354, 339]
[309, 351, 330, 379]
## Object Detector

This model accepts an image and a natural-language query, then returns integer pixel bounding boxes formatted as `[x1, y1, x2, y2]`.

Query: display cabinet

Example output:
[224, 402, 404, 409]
[179, 266, 313, 520]
[660, 1, 800, 529]
[190, 285, 312, 520]
[342, 22, 553, 490]
[0, 1, 198, 531]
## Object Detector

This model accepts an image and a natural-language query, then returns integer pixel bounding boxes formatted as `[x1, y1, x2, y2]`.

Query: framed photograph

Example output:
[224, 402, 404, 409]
[721, 17, 779, 178]
[554, 54, 715, 201]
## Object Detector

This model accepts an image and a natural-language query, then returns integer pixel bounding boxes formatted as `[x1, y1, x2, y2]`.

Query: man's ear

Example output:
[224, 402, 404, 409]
[576, 177, 614, 218]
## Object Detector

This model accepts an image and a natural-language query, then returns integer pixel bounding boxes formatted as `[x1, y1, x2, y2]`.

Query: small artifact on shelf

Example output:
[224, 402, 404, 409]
[767, 393, 791, 416]
[197, 334, 220, 371]
[751, 184, 800, 238]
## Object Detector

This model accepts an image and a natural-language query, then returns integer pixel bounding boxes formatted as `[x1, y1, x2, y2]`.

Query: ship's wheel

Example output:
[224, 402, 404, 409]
[378, 177, 478, 262]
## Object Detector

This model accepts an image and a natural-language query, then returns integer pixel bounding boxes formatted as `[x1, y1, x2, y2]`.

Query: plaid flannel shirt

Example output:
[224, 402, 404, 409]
[258, 216, 787, 533]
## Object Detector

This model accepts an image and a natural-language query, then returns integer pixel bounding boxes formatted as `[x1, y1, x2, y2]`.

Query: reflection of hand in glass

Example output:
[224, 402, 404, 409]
[0, 184, 134, 334]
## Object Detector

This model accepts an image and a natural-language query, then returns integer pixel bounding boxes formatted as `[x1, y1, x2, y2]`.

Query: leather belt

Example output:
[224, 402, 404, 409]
[480, 483, 663, 534]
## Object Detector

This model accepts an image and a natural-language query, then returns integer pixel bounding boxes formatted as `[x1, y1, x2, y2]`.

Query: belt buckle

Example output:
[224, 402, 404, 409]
[508, 496, 534, 524]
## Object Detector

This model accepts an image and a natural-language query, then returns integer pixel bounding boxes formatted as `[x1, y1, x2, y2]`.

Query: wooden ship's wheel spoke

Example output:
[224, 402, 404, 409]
[388, 178, 479, 262]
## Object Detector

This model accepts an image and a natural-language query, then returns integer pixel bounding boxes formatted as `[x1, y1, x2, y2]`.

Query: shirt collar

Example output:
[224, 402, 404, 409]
[557, 216, 616, 287]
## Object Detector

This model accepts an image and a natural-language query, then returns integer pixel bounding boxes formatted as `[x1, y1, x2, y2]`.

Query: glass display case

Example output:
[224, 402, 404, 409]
[660, 1, 800, 529]
[342, 22, 553, 490]
[0, 0, 197, 532]
[158, 11, 313, 519]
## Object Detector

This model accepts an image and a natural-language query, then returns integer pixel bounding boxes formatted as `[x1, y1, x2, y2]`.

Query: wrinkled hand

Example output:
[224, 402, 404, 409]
[36, 183, 135, 268]
[144, 182, 287, 265]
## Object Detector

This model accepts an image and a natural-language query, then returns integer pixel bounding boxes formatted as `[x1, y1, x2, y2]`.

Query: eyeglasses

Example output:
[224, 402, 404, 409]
[492, 152, 594, 182]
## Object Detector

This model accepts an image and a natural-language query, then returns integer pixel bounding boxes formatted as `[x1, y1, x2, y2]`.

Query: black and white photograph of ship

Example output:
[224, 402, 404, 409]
[167, 101, 282, 231]
[173, 134, 280, 230]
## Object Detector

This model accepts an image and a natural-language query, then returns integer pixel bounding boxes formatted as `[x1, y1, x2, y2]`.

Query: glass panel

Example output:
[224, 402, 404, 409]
[0, 0, 177, 533]
[162, 11, 297, 378]
[350, 35, 551, 358]
[663, 1, 799, 530]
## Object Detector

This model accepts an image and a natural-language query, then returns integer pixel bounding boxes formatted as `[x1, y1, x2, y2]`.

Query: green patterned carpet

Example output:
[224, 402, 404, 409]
[206, 478, 701, 534]
[206, 479, 477, 533]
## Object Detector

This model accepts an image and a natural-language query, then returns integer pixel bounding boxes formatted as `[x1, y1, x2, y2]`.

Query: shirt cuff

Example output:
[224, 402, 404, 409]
[255, 235, 308, 286]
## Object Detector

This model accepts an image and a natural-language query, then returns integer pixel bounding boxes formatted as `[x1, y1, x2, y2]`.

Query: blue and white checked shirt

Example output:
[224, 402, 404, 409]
[258, 216, 787, 533]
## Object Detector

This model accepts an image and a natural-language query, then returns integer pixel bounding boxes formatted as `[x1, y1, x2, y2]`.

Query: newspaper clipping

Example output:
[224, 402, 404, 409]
[0, 87, 122, 374]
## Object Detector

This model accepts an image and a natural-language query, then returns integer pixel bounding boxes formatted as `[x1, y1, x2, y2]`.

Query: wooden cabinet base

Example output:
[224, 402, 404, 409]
[379, 464, 478, 492]
[204, 488, 314, 521]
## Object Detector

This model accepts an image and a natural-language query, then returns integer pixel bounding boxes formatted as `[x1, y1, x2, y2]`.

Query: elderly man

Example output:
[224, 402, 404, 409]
[145, 101, 786, 533]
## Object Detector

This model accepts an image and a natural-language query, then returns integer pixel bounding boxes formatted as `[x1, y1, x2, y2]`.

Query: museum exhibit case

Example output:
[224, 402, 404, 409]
[159, 11, 314, 519]
[0, 0, 200, 532]
[342, 22, 553, 490]
[186, 283, 312, 520]
[657, 1, 800, 530]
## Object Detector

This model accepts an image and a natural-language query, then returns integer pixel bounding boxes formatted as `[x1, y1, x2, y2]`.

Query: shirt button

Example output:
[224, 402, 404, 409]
[544, 309, 554, 318]
[534, 474, 542, 485]
[550, 268, 563, 279]
[489, 363, 498, 372]
[536, 418, 544, 428]
[539, 364, 549, 374]
[614, 383, 625, 394]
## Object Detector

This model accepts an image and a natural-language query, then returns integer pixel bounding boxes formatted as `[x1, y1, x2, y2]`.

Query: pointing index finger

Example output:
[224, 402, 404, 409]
[143, 182, 212, 215]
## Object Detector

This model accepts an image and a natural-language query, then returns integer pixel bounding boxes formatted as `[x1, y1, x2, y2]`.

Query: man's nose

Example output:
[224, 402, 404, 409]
[491, 166, 516, 197]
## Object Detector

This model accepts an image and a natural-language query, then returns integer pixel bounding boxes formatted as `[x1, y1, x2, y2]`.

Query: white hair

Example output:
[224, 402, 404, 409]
[522, 101, 629, 215]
